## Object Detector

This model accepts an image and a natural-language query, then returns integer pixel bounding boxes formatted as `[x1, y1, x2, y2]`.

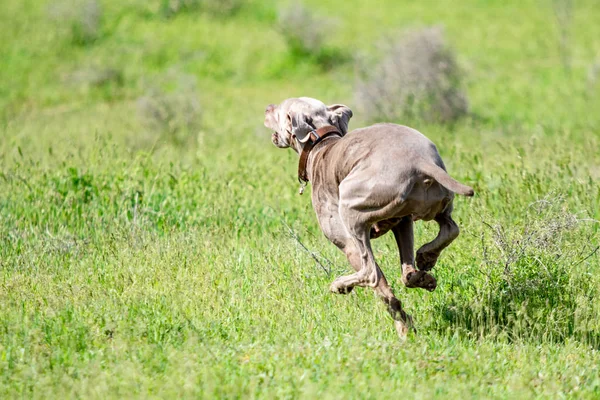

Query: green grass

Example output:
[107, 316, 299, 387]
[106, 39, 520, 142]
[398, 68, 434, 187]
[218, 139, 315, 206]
[1, 0, 600, 398]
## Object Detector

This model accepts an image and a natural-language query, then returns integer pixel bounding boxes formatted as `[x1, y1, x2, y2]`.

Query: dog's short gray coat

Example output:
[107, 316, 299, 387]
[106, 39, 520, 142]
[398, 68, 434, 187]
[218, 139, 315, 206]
[265, 97, 473, 338]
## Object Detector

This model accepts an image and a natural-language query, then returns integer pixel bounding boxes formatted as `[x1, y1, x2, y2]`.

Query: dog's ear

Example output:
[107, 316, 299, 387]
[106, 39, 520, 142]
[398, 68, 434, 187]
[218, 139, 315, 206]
[327, 104, 353, 134]
[264, 104, 278, 131]
[288, 112, 314, 143]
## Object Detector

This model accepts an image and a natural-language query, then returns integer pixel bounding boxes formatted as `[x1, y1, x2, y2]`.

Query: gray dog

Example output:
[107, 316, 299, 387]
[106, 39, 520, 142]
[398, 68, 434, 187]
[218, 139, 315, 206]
[264, 97, 473, 337]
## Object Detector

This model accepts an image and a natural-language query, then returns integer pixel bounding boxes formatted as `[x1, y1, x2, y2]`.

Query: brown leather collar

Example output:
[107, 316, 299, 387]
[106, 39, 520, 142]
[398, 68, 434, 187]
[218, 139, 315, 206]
[297, 125, 342, 183]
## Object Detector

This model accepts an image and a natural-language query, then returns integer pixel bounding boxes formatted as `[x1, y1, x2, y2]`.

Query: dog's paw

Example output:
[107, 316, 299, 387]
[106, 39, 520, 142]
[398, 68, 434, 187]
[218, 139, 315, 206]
[416, 251, 439, 271]
[329, 279, 354, 295]
[394, 314, 416, 341]
[402, 270, 437, 292]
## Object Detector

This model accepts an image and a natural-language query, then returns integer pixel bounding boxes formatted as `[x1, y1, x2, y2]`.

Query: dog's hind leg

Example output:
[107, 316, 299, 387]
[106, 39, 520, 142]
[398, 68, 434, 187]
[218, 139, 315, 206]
[415, 205, 460, 271]
[392, 217, 437, 291]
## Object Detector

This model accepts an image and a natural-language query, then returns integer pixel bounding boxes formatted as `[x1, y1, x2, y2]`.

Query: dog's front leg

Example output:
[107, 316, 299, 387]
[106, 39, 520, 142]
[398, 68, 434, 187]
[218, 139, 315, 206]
[315, 203, 413, 339]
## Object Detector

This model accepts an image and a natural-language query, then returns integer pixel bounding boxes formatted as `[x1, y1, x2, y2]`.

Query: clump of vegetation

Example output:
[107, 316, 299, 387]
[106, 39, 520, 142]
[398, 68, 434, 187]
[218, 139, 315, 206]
[553, 0, 574, 73]
[136, 73, 202, 146]
[156, 0, 243, 18]
[277, 2, 326, 56]
[587, 58, 600, 94]
[201, 0, 243, 16]
[355, 27, 468, 123]
[157, 0, 197, 18]
[61, 66, 124, 101]
[48, 0, 103, 46]
[435, 194, 600, 346]
[62, 67, 123, 88]
[277, 2, 344, 69]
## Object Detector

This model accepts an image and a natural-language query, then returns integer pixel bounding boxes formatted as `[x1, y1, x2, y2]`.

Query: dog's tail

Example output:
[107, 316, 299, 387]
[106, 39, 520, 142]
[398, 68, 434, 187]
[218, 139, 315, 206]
[417, 161, 474, 197]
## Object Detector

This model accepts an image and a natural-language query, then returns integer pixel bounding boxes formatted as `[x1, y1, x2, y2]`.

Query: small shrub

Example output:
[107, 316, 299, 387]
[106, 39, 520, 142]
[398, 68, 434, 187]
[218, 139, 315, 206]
[434, 194, 600, 346]
[276, 2, 344, 69]
[62, 67, 124, 101]
[553, 0, 574, 73]
[355, 27, 468, 124]
[157, 0, 243, 18]
[201, 0, 243, 16]
[136, 73, 202, 146]
[587, 59, 600, 95]
[62, 67, 123, 88]
[158, 0, 198, 18]
[48, 0, 103, 46]
[277, 2, 326, 56]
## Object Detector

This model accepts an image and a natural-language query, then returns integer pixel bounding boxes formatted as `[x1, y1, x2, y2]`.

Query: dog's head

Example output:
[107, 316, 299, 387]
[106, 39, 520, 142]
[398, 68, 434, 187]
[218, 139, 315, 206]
[264, 97, 353, 152]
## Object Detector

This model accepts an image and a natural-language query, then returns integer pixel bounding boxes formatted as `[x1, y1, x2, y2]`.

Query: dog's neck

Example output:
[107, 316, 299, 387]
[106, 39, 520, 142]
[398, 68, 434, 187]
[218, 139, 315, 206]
[296, 125, 342, 185]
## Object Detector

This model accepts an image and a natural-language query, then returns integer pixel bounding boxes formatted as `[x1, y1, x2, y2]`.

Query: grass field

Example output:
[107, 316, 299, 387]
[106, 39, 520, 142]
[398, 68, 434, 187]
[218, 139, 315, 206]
[1, 0, 600, 398]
